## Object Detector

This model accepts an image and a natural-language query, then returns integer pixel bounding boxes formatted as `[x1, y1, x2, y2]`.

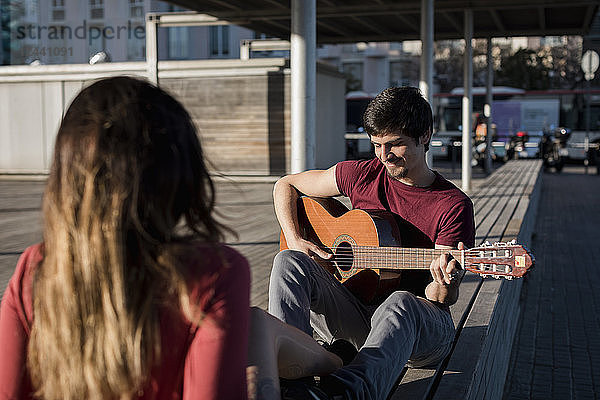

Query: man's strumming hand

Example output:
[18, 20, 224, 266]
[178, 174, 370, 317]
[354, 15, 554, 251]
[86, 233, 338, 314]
[285, 235, 333, 260]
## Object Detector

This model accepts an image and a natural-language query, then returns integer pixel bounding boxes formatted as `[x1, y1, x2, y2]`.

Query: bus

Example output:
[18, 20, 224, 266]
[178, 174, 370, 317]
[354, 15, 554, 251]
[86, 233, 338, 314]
[345, 91, 375, 159]
[433, 87, 600, 161]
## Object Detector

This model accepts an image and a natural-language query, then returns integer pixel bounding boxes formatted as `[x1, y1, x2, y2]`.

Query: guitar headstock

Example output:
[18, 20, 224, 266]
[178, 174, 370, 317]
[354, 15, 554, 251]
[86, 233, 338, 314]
[463, 240, 535, 279]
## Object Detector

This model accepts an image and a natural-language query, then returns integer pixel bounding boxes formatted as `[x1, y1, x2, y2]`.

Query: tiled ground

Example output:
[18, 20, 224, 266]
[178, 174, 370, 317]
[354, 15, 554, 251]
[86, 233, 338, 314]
[504, 165, 600, 400]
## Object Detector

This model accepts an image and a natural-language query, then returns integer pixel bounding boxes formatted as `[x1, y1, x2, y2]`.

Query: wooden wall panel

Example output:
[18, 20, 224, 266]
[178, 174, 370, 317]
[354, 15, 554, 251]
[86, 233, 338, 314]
[162, 73, 290, 175]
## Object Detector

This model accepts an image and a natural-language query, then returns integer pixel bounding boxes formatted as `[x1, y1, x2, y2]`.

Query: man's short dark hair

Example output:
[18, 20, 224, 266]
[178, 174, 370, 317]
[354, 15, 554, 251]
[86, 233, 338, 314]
[363, 87, 433, 150]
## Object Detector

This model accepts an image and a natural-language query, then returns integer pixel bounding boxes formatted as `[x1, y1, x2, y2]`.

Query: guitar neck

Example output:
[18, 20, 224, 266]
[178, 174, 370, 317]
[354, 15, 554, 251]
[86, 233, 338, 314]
[350, 247, 463, 270]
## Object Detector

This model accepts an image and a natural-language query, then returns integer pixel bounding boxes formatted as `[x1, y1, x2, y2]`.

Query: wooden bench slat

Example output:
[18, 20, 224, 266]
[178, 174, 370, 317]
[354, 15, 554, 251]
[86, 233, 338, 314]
[474, 167, 532, 244]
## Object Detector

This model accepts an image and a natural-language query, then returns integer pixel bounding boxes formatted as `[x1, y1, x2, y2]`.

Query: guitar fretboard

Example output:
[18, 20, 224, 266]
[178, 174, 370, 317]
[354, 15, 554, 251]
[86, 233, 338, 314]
[333, 246, 463, 270]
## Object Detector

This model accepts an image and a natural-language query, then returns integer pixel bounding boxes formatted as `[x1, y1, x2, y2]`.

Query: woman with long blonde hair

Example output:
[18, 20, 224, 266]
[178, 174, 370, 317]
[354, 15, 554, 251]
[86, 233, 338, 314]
[0, 76, 345, 400]
[0, 76, 250, 399]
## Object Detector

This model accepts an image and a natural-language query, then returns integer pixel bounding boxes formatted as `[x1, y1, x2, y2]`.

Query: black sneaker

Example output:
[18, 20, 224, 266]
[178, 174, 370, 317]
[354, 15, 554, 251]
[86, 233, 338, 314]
[280, 376, 352, 400]
[322, 339, 357, 366]
[280, 377, 331, 400]
[318, 375, 353, 399]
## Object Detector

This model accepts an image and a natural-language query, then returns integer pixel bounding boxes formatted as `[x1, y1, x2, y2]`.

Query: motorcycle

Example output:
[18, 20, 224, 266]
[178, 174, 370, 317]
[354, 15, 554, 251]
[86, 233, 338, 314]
[471, 122, 506, 167]
[588, 138, 600, 175]
[539, 127, 571, 173]
[508, 131, 532, 160]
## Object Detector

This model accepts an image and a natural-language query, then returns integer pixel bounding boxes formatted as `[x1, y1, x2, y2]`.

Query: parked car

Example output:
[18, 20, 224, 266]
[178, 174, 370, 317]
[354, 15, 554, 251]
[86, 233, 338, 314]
[430, 134, 456, 160]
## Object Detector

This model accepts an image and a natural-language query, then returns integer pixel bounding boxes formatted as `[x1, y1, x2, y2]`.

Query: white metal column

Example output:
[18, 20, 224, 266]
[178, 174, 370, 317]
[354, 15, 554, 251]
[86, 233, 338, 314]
[420, 0, 434, 168]
[485, 37, 494, 173]
[462, 9, 473, 192]
[290, 0, 316, 173]
[146, 14, 158, 86]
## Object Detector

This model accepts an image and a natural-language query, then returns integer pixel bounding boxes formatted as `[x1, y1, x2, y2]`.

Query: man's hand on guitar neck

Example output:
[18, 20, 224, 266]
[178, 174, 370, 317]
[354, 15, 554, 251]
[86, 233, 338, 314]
[425, 242, 466, 306]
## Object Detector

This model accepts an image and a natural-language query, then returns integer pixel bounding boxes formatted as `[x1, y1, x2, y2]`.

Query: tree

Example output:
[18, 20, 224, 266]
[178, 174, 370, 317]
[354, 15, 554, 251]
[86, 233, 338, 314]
[495, 48, 551, 90]
[434, 38, 506, 91]
[433, 36, 587, 92]
[434, 40, 466, 93]
[546, 37, 585, 89]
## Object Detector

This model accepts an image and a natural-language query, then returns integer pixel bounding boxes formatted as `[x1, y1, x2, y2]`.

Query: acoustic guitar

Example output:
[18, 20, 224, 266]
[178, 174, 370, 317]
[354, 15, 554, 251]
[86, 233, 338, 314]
[280, 197, 534, 302]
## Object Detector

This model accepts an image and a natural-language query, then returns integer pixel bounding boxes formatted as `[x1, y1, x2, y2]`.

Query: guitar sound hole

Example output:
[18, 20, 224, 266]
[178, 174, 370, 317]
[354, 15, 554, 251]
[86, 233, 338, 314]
[334, 241, 354, 272]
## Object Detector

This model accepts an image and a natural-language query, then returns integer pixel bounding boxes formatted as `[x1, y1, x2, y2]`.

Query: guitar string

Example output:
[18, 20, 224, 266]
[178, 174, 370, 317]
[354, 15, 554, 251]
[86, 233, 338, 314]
[314, 248, 511, 269]
[327, 262, 505, 273]
[327, 259, 508, 272]
[313, 245, 502, 256]
[314, 249, 499, 261]
[327, 260, 509, 269]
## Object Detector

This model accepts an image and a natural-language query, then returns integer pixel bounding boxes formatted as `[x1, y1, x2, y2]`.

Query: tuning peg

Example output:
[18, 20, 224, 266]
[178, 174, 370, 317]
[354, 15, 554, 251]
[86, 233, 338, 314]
[508, 239, 517, 245]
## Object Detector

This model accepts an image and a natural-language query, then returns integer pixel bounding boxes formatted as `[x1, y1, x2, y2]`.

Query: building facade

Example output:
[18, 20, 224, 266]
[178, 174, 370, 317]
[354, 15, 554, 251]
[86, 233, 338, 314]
[2, 0, 257, 65]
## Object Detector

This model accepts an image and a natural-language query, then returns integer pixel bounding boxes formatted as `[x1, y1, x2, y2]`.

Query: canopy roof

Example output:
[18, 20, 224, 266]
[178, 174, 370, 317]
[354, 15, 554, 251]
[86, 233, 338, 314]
[168, 0, 599, 43]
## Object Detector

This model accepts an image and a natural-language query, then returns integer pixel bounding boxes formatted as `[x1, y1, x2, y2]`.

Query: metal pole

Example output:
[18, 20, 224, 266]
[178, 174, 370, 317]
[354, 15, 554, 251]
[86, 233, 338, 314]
[586, 76, 591, 173]
[462, 10, 473, 192]
[291, 0, 316, 173]
[240, 40, 250, 60]
[146, 14, 158, 86]
[420, 0, 434, 168]
[485, 37, 493, 173]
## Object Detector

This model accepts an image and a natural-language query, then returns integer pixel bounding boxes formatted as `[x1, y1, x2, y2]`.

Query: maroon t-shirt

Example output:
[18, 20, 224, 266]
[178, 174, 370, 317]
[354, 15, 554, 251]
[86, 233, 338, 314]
[335, 158, 475, 297]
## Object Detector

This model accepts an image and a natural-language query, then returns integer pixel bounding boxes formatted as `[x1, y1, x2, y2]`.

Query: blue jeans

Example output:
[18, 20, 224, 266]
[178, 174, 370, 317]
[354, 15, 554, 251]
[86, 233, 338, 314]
[268, 250, 455, 400]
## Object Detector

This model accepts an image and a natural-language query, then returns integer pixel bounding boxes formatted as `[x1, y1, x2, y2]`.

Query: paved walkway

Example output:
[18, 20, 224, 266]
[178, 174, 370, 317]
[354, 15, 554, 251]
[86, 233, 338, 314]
[0, 179, 45, 295]
[0, 178, 281, 309]
[504, 165, 600, 400]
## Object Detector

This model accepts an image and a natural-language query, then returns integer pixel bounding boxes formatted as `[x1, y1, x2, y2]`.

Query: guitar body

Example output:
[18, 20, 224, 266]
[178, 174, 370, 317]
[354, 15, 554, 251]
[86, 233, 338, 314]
[280, 197, 402, 302]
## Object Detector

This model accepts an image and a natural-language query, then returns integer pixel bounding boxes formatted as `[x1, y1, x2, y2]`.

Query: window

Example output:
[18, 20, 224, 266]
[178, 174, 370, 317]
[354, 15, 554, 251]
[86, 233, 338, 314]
[543, 36, 567, 46]
[342, 62, 363, 92]
[209, 25, 230, 57]
[88, 26, 105, 58]
[90, 0, 104, 20]
[48, 26, 69, 63]
[389, 61, 403, 87]
[129, 0, 144, 19]
[168, 27, 188, 59]
[51, 0, 65, 21]
[127, 25, 145, 60]
[26, 0, 38, 17]
[342, 44, 361, 54]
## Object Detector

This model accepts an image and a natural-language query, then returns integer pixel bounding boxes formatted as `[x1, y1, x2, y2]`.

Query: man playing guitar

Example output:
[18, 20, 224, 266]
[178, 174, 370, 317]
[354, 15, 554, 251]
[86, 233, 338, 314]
[269, 86, 475, 399]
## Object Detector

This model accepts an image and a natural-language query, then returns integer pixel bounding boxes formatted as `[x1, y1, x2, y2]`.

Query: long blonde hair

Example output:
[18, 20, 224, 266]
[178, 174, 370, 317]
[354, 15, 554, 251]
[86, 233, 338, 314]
[28, 77, 225, 400]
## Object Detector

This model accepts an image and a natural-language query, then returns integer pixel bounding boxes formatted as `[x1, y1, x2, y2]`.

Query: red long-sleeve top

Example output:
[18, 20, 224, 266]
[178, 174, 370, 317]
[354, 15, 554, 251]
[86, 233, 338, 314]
[0, 243, 250, 400]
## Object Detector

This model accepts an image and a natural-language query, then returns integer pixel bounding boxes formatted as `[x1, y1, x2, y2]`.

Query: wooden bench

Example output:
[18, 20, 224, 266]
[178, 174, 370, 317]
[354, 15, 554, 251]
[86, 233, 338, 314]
[390, 159, 543, 400]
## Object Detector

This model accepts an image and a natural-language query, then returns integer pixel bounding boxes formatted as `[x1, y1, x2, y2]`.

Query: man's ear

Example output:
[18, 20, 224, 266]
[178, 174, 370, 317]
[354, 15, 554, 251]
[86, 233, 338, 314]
[419, 129, 433, 145]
